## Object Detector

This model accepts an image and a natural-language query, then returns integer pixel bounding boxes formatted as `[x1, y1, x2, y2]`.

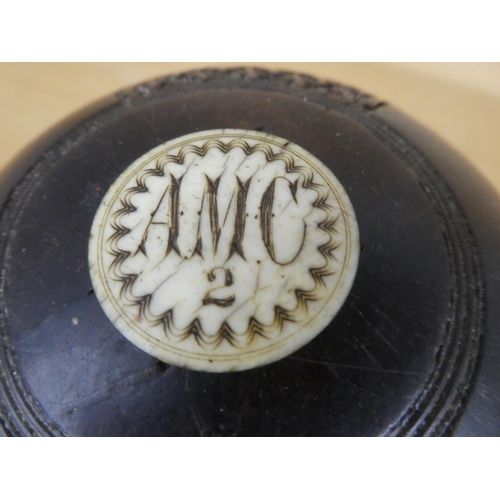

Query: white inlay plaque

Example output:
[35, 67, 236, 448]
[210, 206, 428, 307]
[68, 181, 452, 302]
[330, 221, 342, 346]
[89, 129, 359, 372]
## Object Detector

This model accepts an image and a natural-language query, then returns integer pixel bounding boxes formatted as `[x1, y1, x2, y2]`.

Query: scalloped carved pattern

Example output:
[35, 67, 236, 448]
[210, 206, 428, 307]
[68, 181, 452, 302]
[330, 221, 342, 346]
[89, 129, 359, 372]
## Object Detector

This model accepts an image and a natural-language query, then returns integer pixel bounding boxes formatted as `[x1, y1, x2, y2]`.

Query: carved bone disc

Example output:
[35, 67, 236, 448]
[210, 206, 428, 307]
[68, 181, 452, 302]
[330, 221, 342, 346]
[89, 129, 359, 372]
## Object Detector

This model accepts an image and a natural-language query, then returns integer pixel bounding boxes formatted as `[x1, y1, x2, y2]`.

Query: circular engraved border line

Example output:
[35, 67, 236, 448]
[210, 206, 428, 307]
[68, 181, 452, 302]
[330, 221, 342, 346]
[0, 68, 484, 435]
[89, 129, 360, 372]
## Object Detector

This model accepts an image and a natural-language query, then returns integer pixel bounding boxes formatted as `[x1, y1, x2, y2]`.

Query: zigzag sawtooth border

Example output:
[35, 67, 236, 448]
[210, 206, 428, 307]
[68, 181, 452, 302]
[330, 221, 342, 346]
[104, 137, 342, 350]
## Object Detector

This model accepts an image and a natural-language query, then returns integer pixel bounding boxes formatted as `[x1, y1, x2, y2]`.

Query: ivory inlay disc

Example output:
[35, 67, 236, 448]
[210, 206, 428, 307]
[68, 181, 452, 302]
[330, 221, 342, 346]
[89, 129, 359, 372]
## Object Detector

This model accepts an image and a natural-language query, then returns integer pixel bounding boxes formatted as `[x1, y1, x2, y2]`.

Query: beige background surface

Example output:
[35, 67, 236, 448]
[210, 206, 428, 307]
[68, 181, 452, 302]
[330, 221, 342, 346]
[1, 63, 499, 193]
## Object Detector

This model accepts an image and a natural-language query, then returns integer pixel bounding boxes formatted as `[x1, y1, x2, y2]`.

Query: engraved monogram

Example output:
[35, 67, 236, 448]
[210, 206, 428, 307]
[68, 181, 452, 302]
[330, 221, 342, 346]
[89, 130, 359, 372]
